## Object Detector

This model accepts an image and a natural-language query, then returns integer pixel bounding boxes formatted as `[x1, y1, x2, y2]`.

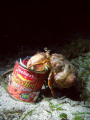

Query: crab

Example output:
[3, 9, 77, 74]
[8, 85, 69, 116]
[26, 48, 77, 98]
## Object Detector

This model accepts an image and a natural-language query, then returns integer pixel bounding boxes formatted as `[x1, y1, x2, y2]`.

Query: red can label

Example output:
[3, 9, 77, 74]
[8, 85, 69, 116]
[7, 60, 47, 102]
[12, 62, 37, 90]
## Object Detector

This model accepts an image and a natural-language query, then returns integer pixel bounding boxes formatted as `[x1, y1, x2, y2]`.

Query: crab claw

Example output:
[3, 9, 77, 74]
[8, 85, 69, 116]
[26, 64, 32, 70]
[26, 59, 47, 71]
[26, 52, 48, 71]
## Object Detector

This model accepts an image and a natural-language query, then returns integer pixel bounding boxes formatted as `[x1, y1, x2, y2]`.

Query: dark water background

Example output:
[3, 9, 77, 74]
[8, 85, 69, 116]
[0, 2, 90, 57]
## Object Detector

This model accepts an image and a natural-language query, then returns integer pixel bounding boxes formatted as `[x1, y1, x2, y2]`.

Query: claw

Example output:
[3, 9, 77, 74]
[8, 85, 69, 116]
[27, 60, 47, 71]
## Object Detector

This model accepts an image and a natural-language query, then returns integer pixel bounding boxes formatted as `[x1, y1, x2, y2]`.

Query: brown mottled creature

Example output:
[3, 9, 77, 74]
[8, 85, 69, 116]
[26, 48, 77, 98]
[48, 53, 77, 97]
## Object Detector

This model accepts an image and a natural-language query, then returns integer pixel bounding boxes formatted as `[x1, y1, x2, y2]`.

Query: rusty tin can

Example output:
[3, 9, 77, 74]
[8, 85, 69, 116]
[7, 57, 48, 102]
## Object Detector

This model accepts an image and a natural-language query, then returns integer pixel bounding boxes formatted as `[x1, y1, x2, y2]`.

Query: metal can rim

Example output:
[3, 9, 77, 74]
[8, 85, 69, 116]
[18, 62, 48, 74]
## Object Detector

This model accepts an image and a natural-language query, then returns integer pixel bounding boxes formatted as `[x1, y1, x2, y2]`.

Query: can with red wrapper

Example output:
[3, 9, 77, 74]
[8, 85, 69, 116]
[7, 57, 48, 102]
